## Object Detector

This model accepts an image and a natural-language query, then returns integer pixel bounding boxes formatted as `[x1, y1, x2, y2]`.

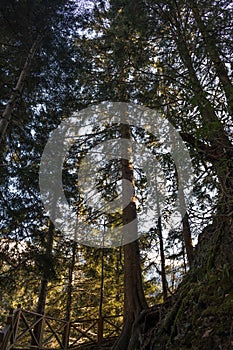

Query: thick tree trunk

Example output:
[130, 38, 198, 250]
[113, 241, 147, 350]
[0, 36, 41, 142]
[112, 122, 147, 350]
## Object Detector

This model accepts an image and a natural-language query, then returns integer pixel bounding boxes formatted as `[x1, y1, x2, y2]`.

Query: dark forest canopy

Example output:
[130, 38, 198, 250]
[0, 0, 233, 349]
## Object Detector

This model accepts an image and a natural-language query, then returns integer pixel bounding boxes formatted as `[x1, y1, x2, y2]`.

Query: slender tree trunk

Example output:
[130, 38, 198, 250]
[37, 221, 54, 314]
[181, 213, 194, 266]
[98, 247, 105, 344]
[31, 221, 54, 348]
[153, 162, 168, 301]
[158, 216, 168, 301]
[0, 36, 41, 142]
[112, 122, 147, 350]
[62, 242, 76, 348]
[64, 243, 76, 322]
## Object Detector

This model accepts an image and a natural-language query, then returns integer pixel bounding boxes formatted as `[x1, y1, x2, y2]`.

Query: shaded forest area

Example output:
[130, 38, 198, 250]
[0, 0, 233, 349]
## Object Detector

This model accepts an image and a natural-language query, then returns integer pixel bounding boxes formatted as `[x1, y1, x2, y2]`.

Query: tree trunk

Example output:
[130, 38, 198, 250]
[62, 242, 76, 348]
[154, 162, 168, 301]
[112, 122, 147, 350]
[98, 246, 105, 344]
[0, 36, 41, 142]
[158, 217, 168, 301]
[181, 213, 194, 266]
[31, 221, 54, 348]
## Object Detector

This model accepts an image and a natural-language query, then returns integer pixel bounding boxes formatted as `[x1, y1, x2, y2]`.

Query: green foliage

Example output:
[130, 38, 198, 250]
[0, 1, 233, 348]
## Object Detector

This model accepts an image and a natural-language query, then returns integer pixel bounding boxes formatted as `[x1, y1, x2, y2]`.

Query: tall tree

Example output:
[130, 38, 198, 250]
[72, 2, 151, 348]
[112, 122, 147, 350]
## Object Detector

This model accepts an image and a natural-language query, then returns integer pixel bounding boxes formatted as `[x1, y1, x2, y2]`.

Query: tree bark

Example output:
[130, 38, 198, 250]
[112, 122, 147, 350]
[0, 36, 41, 143]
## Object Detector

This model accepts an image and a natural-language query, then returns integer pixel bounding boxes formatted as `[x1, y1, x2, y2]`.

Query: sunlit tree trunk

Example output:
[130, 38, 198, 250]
[112, 122, 147, 350]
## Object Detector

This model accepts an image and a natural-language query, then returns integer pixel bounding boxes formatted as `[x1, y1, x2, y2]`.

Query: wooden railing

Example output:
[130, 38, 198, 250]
[0, 307, 123, 350]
